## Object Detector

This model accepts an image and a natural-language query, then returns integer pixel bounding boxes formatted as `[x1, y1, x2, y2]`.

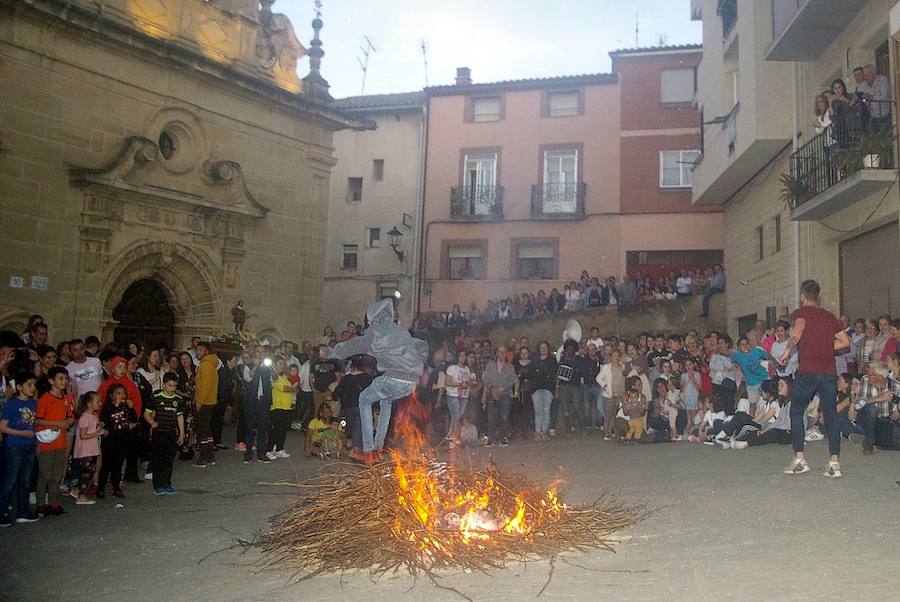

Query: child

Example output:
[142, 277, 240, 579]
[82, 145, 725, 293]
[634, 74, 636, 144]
[98, 383, 138, 498]
[688, 396, 712, 442]
[699, 397, 726, 444]
[144, 372, 185, 495]
[35, 366, 75, 516]
[0, 372, 41, 526]
[622, 389, 646, 444]
[72, 392, 105, 505]
[305, 404, 340, 459]
[680, 358, 702, 432]
[665, 379, 685, 441]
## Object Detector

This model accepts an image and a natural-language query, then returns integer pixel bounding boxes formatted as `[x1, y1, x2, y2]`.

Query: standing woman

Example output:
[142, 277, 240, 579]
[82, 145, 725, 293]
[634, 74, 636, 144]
[530, 341, 557, 440]
[444, 350, 473, 446]
[830, 79, 852, 147]
[176, 351, 197, 460]
[513, 347, 535, 440]
[138, 348, 164, 393]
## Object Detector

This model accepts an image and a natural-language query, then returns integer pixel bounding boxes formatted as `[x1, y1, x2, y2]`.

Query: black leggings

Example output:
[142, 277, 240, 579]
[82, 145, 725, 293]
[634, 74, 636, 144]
[747, 428, 791, 446]
[99, 438, 127, 491]
[724, 412, 759, 437]
[268, 409, 292, 452]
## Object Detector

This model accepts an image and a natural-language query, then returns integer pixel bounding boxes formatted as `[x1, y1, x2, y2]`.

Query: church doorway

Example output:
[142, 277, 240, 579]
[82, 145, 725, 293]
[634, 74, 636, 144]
[113, 278, 176, 351]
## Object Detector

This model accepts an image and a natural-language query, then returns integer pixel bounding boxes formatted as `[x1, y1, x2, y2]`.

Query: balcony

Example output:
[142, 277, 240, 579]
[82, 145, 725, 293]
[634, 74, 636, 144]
[530, 182, 586, 218]
[450, 185, 503, 219]
[789, 110, 896, 221]
[766, 0, 871, 61]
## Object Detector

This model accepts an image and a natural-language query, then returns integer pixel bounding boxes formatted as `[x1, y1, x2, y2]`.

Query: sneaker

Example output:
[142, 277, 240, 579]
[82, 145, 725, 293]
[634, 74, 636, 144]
[715, 439, 731, 450]
[603, 435, 612, 441]
[732, 440, 748, 450]
[804, 430, 824, 442]
[363, 452, 380, 464]
[154, 487, 167, 496]
[484, 441, 493, 448]
[672, 435, 684, 442]
[702, 440, 714, 446]
[257, 457, 272, 464]
[143, 472, 153, 480]
[192, 461, 207, 468]
[275, 449, 291, 458]
[164, 487, 177, 495]
[69, 490, 80, 500]
[265, 451, 277, 461]
[501, 438, 509, 447]
[16, 514, 40, 523]
[206, 460, 217, 466]
[824, 462, 842, 478]
[689, 435, 700, 443]
[548, 429, 556, 437]
[75, 497, 95, 506]
[291, 421, 304, 431]
[235, 442, 247, 452]
[783, 458, 810, 475]
[242, 455, 253, 464]
[0, 516, 12, 528]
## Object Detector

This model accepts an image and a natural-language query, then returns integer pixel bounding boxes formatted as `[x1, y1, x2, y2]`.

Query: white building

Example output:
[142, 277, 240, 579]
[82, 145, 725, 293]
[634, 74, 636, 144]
[324, 92, 426, 329]
[691, 0, 900, 332]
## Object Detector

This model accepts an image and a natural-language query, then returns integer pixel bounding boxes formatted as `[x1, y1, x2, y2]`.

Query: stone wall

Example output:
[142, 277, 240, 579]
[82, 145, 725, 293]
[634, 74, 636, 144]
[428, 293, 726, 348]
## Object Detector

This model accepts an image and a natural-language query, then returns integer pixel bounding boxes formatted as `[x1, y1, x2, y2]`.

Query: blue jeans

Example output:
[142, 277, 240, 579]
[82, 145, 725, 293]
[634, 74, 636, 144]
[582, 385, 602, 428]
[446, 394, 468, 439]
[359, 376, 414, 453]
[0, 444, 36, 519]
[790, 373, 840, 456]
[855, 404, 878, 445]
[838, 415, 864, 437]
[487, 394, 512, 443]
[702, 287, 723, 315]
[532, 389, 553, 433]
[243, 398, 271, 460]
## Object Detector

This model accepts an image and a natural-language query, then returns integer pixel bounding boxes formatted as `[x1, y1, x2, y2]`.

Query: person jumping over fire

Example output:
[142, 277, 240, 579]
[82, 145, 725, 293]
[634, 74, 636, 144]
[329, 297, 428, 463]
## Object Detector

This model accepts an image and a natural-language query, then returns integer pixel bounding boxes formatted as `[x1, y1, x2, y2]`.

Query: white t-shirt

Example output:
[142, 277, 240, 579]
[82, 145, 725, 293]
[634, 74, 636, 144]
[587, 337, 604, 350]
[137, 367, 164, 392]
[762, 399, 780, 423]
[703, 409, 725, 427]
[66, 358, 104, 397]
[445, 365, 473, 398]
[676, 276, 693, 294]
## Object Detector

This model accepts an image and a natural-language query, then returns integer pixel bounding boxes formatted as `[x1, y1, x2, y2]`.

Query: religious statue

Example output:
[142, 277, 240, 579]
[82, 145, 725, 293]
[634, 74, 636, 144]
[231, 299, 247, 332]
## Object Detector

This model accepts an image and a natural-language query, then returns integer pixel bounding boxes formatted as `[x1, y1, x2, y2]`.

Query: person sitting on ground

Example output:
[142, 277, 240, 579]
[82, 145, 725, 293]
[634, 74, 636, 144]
[853, 360, 894, 455]
[719, 379, 780, 449]
[304, 403, 342, 459]
[733, 376, 794, 448]
[698, 396, 726, 444]
[836, 372, 864, 441]
[621, 389, 646, 445]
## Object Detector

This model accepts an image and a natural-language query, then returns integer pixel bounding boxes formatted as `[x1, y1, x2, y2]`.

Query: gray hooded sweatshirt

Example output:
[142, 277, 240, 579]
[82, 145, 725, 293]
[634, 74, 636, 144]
[329, 299, 428, 383]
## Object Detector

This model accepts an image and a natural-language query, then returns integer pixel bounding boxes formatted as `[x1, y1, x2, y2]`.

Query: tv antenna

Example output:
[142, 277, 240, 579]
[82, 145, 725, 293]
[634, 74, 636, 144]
[420, 38, 429, 87]
[357, 35, 377, 95]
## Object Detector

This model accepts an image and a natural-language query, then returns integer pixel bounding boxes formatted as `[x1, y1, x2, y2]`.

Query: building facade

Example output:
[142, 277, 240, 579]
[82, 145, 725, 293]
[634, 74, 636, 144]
[324, 92, 425, 327]
[417, 56, 723, 314]
[0, 0, 355, 348]
[691, 0, 900, 332]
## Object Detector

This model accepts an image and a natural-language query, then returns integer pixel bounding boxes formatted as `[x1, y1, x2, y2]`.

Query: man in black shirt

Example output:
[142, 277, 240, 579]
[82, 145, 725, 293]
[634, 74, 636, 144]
[580, 344, 603, 431]
[332, 356, 373, 456]
[311, 346, 341, 412]
[557, 340, 584, 434]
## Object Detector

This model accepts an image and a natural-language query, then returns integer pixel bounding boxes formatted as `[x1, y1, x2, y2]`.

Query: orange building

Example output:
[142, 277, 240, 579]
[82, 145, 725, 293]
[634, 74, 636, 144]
[417, 46, 723, 313]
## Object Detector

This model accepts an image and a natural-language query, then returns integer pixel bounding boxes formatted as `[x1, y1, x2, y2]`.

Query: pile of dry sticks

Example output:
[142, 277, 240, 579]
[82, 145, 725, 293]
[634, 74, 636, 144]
[255, 455, 650, 597]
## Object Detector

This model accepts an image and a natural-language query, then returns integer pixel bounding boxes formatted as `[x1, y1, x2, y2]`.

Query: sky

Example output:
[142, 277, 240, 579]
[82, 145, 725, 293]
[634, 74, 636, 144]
[280, 0, 702, 99]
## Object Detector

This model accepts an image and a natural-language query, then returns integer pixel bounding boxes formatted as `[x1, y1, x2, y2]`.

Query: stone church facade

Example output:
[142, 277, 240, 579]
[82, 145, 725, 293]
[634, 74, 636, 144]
[0, 0, 355, 348]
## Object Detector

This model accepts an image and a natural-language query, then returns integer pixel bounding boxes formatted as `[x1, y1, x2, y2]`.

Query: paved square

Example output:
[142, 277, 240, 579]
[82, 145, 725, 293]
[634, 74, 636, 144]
[2, 430, 898, 601]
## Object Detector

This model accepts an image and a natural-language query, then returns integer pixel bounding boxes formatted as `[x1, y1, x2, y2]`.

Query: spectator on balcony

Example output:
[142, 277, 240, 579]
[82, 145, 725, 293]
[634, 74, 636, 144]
[700, 264, 725, 318]
[814, 94, 835, 145]
[830, 79, 852, 145]
[617, 274, 637, 305]
[546, 288, 564, 312]
[676, 270, 693, 297]
[564, 281, 581, 312]
[496, 299, 512, 321]
[447, 304, 467, 328]
[861, 65, 891, 132]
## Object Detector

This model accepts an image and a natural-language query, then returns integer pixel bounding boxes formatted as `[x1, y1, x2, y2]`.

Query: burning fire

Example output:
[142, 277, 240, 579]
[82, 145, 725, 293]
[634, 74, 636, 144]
[387, 396, 568, 550]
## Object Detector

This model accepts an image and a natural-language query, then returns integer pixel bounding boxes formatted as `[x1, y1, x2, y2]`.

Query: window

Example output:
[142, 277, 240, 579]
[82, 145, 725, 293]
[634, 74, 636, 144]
[774, 214, 782, 252]
[377, 281, 398, 301]
[347, 177, 363, 202]
[373, 159, 384, 181]
[517, 243, 555, 280]
[367, 227, 381, 248]
[731, 70, 740, 107]
[659, 150, 700, 188]
[341, 244, 358, 270]
[448, 245, 484, 280]
[464, 153, 497, 188]
[472, 96, 502, 122]
[660, 68, 695, 104]
[541, 149, 579, 213]
[547, 91, 579, 117]
[757, 225, 764, 260]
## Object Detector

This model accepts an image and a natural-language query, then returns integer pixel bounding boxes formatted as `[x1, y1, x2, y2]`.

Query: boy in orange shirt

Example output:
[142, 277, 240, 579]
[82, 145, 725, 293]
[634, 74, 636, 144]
[35, 367, 75, 516]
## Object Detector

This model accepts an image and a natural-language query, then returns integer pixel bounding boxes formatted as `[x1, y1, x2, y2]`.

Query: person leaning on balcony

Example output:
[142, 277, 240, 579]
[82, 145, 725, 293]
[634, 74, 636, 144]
[861, 64, 892, 131]
[830, 79, 852, 145]
[700, 264, 726, 318]
[814, 94, 835, 141]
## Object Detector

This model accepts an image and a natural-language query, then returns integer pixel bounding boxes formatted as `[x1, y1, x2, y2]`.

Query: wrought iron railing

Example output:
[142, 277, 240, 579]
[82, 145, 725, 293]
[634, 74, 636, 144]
[450, 185, 504, 219]
[789, 100, 895, 207]
[530, 182, 586, 218]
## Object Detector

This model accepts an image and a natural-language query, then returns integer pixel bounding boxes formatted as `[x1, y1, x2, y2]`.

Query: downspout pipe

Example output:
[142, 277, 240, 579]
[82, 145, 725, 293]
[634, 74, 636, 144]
[791, 61, 801, 309]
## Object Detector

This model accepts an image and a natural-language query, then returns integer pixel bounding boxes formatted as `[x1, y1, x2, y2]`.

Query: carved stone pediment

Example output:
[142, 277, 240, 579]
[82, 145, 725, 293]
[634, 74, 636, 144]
[68, 136, 269, 219]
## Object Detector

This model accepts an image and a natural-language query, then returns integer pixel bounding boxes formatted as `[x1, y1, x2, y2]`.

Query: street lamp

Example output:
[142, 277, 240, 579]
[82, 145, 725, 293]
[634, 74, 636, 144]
[387, 226, 404, 262]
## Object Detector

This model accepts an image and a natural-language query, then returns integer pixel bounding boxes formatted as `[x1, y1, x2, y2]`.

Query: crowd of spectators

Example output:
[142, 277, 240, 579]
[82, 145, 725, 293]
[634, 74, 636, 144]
[412, 265, 726, 333]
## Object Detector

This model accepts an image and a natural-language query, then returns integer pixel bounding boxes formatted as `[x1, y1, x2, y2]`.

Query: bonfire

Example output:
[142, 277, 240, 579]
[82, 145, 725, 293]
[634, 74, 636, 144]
[255, 402, 650, 598]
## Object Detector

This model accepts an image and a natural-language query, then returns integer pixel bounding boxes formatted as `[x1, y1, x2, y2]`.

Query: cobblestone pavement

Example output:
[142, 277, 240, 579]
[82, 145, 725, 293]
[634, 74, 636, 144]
[2, 429, 898, 602]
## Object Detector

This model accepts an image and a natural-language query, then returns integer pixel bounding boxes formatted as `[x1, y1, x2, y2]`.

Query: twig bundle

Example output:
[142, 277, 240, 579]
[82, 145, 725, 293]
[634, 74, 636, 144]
[255, 455, 650, 595]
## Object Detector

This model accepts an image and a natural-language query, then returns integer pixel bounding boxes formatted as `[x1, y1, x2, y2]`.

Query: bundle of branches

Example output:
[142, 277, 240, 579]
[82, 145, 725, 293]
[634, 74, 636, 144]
[255, 455, 650, 595]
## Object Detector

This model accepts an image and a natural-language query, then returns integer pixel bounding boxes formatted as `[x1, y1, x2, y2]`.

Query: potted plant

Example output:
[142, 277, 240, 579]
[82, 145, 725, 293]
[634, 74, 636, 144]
[779, 172, 813, 208]
[834, 126, 896, 173]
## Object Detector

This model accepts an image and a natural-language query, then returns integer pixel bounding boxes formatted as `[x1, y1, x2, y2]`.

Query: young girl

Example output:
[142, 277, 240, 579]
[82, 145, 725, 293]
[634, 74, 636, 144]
[72, 392, 106, 505]
[98, 384, 137, 498]
[698, 396, 726, 444]
[680, 357, 702, 430]
[665, 379, 685, 441]
[688, 396, 711, 442]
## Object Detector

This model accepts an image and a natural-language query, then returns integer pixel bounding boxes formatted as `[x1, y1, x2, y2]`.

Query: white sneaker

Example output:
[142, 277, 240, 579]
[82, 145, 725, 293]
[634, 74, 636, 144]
[275, 449, 291, 458]
[714, 439, 731, 450]
[783, 458, 810, 475]
[265, 451, 277, 461]
[732, 440, 748, 450]
[144, 472, 153, 480]
[824, 461, 842, 478]
[291, 421, 304, 431]
[804, 430, 824, 442]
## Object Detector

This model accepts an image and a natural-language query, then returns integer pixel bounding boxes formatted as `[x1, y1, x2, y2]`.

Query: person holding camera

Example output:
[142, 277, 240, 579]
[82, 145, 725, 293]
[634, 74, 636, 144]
[241, 345, 274, 464]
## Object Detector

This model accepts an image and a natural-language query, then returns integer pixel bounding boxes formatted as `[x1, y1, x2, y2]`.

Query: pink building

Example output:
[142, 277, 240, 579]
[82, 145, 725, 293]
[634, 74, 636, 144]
[417, 47, 723, 313]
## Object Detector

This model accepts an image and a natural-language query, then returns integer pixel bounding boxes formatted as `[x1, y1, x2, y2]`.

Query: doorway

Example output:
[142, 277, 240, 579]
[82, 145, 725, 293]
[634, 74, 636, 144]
[113, 278, 176, 351]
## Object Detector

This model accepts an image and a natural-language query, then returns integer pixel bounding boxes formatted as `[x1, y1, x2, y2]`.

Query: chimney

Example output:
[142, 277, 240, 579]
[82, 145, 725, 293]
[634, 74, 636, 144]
[455, 67, 472, 86]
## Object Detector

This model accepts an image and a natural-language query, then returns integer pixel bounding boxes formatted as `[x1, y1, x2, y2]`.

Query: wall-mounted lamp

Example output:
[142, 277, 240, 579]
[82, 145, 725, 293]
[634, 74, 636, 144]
[387, 226, 404, 262]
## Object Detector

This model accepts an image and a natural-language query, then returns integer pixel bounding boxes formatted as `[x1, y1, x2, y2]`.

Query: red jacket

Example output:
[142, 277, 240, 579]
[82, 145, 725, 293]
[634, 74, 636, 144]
[97, 357, 144, 415]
